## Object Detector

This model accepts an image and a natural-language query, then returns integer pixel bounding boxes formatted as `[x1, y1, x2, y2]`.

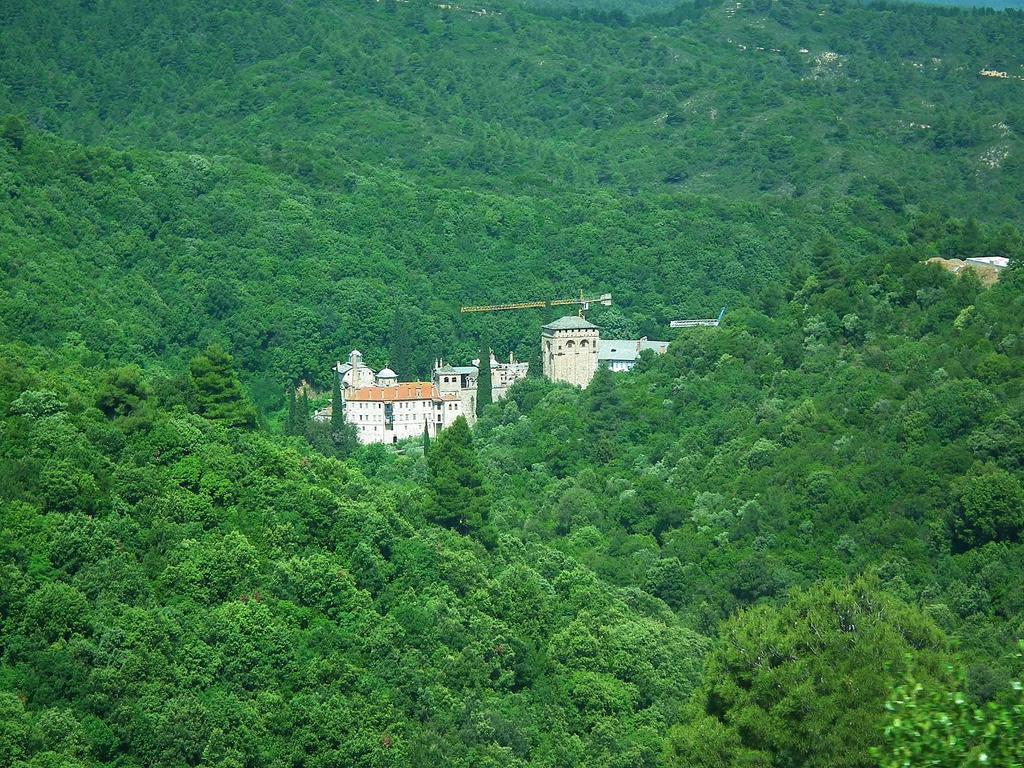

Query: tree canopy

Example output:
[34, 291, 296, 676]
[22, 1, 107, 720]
[0, 0, 1023, 764]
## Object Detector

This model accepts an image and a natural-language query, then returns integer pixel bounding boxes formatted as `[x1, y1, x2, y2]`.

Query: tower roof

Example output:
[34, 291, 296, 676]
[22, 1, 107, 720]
[542, 315, 599, 332]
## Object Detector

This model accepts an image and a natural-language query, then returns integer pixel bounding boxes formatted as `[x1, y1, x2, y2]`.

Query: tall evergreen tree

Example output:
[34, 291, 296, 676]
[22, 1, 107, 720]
[476, 339, 492, 418]
[189, 345, 256, 428]
[426, 416, 490, 540]
[331, 375, 343, 430]
[585, 366, 621, 461]
[299, 389, 310, 436]
[286, 387, 297, 436]
[389, 310, 414, 378]
[959, 216, 984, 257]
[1, 115, 26, 151]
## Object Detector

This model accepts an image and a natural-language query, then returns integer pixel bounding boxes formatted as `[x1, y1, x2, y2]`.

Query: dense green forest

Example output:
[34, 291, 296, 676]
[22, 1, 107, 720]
[3, 0, 1023, 388]
[532, 0, 1024, 17]
[3, 0, 1024, 207]
[2, 0, 1024, 765]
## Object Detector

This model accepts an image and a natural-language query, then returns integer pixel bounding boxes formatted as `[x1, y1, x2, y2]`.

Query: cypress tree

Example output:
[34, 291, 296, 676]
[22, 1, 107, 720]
[389, 311, 414, 378]
[299, 389, 310, 436]
[331, 374, 344, 430]
[476, 339, 492, 418]
[422, 421, 431, 454]
[286, 387, 297, 435]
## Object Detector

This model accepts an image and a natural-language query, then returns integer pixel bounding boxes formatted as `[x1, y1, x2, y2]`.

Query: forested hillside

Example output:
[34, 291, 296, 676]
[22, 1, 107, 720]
[0, 346, 713, 767]
[3, 0, 1023, 389]
[2, 0, 1024, 766]
[478, 241, 1024, 675]
[0, 128, 897, 399]
[3, 0, 1023, 208]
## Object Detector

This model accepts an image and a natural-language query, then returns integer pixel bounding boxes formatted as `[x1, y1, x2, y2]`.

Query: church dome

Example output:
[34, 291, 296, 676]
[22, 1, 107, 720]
[377, 367, 398, 380]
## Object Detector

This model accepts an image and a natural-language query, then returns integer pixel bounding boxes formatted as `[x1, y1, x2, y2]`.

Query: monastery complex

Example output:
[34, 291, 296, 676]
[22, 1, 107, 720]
[325, 349, 528, 444]
[330, 315, 668, 445]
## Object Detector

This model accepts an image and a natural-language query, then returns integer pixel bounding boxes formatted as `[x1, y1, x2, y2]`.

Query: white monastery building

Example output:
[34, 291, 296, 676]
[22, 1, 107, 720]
[345, 381, 464, 445]
[486, 352, 530, 399]
[330, 348, 528, 445]
[433, 352, 529, 416]
[332, 349, 377, 388]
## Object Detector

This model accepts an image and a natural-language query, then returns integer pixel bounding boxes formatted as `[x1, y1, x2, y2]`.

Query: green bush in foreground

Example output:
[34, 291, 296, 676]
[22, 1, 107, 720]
[877, 645, 1024, 767]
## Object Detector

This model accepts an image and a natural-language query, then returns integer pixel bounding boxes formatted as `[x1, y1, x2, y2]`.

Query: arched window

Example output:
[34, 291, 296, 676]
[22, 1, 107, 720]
[579, 339, 588, 348]
[565, 340, 575, 349]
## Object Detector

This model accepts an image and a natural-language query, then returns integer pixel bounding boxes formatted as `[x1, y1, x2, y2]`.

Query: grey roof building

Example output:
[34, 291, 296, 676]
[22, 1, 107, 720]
[598, 338, 670, 372]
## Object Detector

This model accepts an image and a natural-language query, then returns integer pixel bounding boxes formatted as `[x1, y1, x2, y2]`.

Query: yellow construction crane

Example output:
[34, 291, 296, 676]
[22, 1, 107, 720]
[461, 290, 612, 318]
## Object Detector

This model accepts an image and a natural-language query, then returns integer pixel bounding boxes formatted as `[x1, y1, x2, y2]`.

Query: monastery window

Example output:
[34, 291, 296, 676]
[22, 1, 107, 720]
[580, 339, 588, 348]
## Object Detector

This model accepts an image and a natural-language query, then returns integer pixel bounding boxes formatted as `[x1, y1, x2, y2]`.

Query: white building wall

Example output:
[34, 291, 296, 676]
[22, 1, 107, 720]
[346, 397, 437, 445]
[434, 370, 477, 425]
[441, 399, 464, 429]
[491, 360, 529, 401]
[349, 400, 385, 444]
[605, 360, 634, 372]
[389, 398, 436, 443]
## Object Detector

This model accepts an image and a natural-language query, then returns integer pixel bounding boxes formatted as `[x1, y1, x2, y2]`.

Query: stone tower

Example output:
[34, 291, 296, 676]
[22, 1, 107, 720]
[541, 315, 600, 388]
[432, 360, 478, 424]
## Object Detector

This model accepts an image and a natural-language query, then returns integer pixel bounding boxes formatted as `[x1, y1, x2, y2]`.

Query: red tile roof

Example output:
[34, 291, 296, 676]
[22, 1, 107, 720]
[346, 382, 439, 402]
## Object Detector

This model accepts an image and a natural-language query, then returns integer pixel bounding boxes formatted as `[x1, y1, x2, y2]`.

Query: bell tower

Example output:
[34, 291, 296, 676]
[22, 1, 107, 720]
[541, 315, 600, 388]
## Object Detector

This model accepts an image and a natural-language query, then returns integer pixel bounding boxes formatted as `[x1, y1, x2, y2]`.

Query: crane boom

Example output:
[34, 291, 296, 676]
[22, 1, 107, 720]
[460, 300, 548, 313]
[461, 291, 611, 316]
